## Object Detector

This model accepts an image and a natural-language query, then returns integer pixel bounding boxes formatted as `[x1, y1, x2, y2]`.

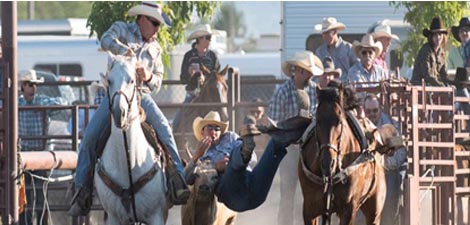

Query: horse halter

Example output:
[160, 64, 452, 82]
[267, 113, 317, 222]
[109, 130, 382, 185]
[107, 79, 138, 127]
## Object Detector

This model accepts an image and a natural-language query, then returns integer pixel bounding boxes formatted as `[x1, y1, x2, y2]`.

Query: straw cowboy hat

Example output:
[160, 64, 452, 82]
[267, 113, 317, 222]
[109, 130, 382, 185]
[353, 34, 383, 57]
[128, 1, 171, 27]
[282, 51, 324, 77]
[187, 24, 217, 42]
[451, 17, 470, 43]
[315, 17, 346, 33]
[371, 23, 399, 41]
[423, 17, 448, 37]
[193, 111, 229, 141]
[18, 70, 44, 84]
[322, 56, 342, 77]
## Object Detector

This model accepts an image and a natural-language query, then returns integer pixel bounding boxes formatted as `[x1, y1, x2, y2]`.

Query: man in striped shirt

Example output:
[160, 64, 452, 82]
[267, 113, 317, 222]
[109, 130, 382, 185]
[18, 70, 67, 225]
[269, 51, 322, 225]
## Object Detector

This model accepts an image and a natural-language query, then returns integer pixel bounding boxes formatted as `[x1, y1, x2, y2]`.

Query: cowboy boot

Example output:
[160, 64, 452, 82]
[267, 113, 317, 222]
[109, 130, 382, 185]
[238, 122, 261, 163]
[166, 163, 191, 205]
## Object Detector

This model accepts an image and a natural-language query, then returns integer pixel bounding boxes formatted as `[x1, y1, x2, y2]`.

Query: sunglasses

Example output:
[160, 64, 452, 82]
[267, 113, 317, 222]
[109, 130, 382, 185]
[205, 124, 221, 132]
[146, 16, 161, 27]
[202, 35, 212, 41]
[361, 50, 374, 56]
[24, 82, 37, 87]
[365, 108, 379, 114]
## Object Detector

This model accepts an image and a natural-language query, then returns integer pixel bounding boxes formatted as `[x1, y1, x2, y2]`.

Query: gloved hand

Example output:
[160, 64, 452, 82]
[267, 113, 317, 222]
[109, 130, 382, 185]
[241, 135, 256, 163]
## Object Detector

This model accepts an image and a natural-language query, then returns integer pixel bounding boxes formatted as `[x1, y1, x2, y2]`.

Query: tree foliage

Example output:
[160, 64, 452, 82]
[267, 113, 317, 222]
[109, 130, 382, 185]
[16, 2, 92, 19]
[87, 1, 219, 69]
[390, 1, 469, 66]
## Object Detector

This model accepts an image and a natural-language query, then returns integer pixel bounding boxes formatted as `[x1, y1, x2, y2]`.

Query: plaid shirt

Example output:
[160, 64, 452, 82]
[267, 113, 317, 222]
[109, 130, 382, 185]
[100, 21, 163, 93]
[268, 78, 318, 121]
[18, 94, 67, 151]
[94, 87, 106, 105]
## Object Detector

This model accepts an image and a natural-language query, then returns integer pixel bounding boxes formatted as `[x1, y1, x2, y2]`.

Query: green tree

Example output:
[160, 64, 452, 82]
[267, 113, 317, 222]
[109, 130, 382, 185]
[87, 1, 219, 69]
[16, 2, 92, 19]
[391, 1, 469, 66]
[213, 2, 246, 38]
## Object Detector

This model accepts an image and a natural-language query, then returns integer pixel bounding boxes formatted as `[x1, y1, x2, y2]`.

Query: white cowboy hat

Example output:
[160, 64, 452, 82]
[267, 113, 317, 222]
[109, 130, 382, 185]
[187, 24, 216, 42]
[18, 70, 44, 84]
[315, 17, 346, 33]
[371, 24, 399, 41]
[353, 34, 383, 57]
[128, 1, 170, 27]
[193, 111, 229, 141]
[282, 51, 324, 77]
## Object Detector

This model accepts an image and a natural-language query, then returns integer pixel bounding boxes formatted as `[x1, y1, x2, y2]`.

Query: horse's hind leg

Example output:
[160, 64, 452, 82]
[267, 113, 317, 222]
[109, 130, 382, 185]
[360, 195, 384, 225]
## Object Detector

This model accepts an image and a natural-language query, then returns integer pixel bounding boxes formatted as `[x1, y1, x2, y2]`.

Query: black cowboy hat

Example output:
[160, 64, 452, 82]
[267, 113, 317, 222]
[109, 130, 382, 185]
[423, 17, 448, 37]
[451, 17, 470, 43]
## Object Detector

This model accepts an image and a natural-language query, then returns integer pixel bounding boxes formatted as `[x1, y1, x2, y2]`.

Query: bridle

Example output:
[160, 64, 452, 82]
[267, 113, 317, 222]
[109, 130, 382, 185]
[315, 100, 345, 225]
[107, 78, 139, 129]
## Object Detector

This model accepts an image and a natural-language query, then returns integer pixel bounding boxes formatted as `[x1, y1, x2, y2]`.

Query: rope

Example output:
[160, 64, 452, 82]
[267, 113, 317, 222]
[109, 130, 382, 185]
[419, 166, 435, 203]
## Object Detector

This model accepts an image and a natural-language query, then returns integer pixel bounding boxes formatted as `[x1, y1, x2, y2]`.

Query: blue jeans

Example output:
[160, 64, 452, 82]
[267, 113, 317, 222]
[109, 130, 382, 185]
[216, 139, 288, 212]
[456, 88, 470, 115]
[75, 94, 183, 188]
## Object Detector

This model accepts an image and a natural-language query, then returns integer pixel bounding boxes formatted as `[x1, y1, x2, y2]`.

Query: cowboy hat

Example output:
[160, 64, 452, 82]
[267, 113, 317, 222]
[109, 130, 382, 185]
[18, 70, 44, 84]
[322, 56, 342, 77]
[128, 1, 171, 27]
[315, 17, 346, 33]
[353, 34, 383, 57]
[371, 23, 399, 41]
[187, 24, 217, 42]
[451, 17, 470, 43]
[423, 17, 448, 37]
[282, 51, 324, 77]
[193, 111, 229, 141]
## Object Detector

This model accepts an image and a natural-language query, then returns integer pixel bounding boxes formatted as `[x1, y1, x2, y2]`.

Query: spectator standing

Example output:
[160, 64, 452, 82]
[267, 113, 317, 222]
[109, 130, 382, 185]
[450, 18, 470, 117]
[369, 20, 400, 76]
[269, 51, 323, 225]
[173, 24, 221, 129]
[411, 17, 449, 86]
[363, 94, 406, 225]
[18, 70, 67, 225]
[344, 34, 387, 88]
[69, 2, 190, 216]
[315, 17, 357, 76]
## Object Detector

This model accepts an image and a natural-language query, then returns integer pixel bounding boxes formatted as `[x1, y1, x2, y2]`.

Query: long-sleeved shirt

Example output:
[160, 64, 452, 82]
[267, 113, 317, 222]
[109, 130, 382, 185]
[184, 131, 256, 185]
[411, 42, 449, 87]
[373, 51, 389, 75]
[268, 78, 317, 121]
[180, 48, 220, 91]
[343, 62, 388, 88]
[100, 21, 163, 93]
[315, 37, 358, 75]
[19, 94, 67, 151]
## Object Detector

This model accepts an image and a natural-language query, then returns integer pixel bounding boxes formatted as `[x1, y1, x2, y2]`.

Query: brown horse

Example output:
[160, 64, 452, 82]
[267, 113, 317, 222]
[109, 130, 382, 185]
[181, 159, 237, 225]
[174, 65, 229, 147]
[299, 86, 386, 225]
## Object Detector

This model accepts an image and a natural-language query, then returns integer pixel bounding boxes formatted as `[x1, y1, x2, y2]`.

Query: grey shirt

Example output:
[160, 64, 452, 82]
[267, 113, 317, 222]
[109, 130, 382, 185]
[315, 37, 358, 75]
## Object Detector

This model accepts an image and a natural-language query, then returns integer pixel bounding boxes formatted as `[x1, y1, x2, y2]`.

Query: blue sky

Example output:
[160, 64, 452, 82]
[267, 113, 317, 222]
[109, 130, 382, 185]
[232, 1, 281, 37]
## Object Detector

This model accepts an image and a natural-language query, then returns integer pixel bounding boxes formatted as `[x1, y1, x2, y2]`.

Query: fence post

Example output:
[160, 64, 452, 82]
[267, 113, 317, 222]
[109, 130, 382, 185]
[227, 67, 240, 131]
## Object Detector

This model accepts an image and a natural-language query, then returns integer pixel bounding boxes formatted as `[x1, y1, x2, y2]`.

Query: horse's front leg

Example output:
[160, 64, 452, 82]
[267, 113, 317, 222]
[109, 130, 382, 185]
[338, 206, 356, 225]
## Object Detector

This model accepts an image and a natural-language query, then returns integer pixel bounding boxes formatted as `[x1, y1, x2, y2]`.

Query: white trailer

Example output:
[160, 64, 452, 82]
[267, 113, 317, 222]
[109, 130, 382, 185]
[281, 2, 411, 77]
